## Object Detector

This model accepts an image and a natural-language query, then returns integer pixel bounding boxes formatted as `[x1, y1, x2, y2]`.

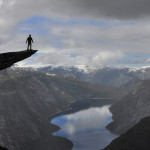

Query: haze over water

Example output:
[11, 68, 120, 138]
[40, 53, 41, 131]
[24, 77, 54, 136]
[52, 105, 118, 150]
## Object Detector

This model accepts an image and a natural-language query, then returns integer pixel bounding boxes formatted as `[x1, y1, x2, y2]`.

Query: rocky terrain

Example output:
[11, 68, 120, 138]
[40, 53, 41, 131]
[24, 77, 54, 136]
[103, 116, 150, 150]
[0, 68, 122, 150]
[0, 146, 8, 150]
[0, 50, 37, 71]
[107, 79, 150, 135]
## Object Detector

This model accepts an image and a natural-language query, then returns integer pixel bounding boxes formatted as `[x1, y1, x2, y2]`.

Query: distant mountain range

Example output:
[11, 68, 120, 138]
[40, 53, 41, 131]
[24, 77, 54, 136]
[15, 65, 150, 87]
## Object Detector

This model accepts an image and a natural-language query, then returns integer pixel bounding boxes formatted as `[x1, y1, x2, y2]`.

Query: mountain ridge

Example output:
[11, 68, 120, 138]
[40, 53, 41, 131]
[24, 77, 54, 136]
[103, 116, 150, 150]
[15, 65, 150, 87]
[0, 50, 37, 71]
[107, 79, 150, 135]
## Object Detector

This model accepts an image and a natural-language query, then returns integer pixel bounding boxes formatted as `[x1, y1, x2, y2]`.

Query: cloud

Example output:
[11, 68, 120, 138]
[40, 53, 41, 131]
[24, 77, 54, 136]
[1, 0, 150, 67]
[34, 50, 126, 66]
[91, 51, 125, 66]
[2, 0, 150, 25]
[35, 52, 89, 66]
[1, 16, 150, 67]
[146, 58, 150, 63]
[128, 56, 150, 65]
[1, 0, 150, 33]
[2, 21, 150, 53]
[131, 58, 146, 64]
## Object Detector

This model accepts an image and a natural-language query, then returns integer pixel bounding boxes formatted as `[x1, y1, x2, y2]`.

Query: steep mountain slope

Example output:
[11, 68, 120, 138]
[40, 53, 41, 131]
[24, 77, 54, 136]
[0, 69, 73, 150]
[103, 116, 150, 150]
[121, 78, 141, 89]
[107, 80, 150, 134]
[0, 68, 122, 150]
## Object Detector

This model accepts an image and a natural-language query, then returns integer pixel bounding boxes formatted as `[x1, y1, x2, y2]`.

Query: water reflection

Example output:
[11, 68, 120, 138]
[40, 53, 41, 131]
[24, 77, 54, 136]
[52, 105, 118, 150]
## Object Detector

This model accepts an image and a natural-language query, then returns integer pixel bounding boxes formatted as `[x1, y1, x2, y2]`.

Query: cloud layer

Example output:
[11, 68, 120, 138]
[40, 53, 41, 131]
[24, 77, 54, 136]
[1, 0, 150, 66]
[2, 0, 150, 27]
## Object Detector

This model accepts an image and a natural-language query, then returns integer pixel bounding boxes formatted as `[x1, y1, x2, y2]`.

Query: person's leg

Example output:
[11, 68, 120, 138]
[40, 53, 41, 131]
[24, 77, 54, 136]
[29, 43, 31, 50]
[30, 43, 32, 50]
[27, 44, 29, 50]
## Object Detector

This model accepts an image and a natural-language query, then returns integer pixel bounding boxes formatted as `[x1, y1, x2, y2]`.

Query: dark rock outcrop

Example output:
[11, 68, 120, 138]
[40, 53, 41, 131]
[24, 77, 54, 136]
[0, 146, 8, 150]
[103, 116, 150, 150]
[107, 80, 150, 134]
[0, 50, 37, 71]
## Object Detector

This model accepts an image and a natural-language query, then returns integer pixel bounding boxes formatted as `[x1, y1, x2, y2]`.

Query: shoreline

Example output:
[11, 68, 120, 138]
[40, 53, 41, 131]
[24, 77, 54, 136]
[48, 98, 119, 150]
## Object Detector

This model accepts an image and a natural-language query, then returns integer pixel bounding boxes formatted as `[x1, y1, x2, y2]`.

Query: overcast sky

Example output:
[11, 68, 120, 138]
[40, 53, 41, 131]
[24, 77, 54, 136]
[1, 0, 150, 67]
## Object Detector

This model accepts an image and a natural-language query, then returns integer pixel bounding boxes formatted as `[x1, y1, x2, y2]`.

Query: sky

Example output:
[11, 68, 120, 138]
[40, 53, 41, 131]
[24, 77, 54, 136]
[1, 0, 150, 67]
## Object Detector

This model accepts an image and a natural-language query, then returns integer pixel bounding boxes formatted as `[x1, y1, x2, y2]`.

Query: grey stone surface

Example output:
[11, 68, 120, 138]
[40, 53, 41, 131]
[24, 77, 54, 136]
[0, 50, 37, 71]
[107, 80, 150, 135]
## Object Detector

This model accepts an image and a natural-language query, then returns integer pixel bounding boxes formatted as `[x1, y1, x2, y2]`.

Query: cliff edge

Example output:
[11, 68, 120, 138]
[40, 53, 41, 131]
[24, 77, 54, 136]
[103, 116, 150, 150]
[107, 80, 150, 134]
[0, 50, 37, 71]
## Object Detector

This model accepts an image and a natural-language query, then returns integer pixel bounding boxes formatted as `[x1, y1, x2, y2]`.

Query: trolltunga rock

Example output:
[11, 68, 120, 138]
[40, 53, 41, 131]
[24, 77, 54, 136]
[0, 50, 38, 71]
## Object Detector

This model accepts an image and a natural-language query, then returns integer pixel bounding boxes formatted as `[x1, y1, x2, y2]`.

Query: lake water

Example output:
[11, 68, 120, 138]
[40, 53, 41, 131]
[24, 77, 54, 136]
[51, 100, 118, 150]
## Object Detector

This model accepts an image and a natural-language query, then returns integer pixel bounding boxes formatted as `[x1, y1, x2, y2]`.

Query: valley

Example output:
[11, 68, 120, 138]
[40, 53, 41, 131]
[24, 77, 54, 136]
[0, 67, 123, 150]
[1, 65, 150, 150]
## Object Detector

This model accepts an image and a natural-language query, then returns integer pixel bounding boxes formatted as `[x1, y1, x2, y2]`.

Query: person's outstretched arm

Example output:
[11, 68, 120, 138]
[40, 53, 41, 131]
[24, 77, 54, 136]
[32, 38, 34, 43]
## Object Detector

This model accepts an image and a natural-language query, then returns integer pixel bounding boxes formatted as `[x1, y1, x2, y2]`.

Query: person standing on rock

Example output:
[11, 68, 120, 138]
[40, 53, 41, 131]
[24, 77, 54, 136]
[26, 34, 34, 50]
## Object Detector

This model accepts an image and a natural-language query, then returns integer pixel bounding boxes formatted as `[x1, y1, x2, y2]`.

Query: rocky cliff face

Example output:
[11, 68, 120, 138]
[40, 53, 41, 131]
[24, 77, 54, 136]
[103, 116, 150, 150]
[0, 146, 8, 150]
[0, 68, 120, 150]
[0, 50, 37, 71]
[107, 80, 150, 135]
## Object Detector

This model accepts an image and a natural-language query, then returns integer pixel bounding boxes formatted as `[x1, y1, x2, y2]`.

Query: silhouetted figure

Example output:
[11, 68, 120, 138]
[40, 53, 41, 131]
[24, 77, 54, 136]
[26, 34, 34, 50]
